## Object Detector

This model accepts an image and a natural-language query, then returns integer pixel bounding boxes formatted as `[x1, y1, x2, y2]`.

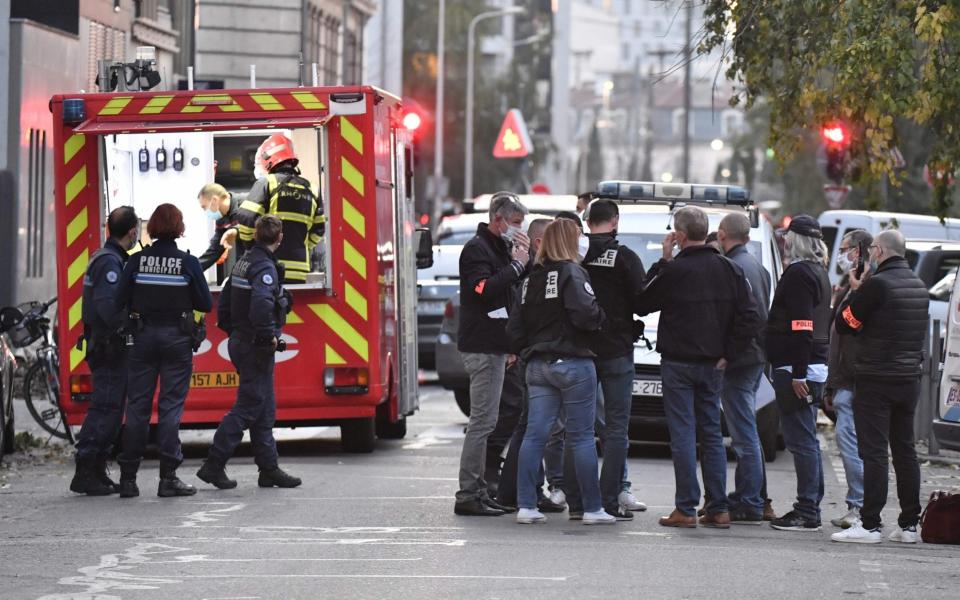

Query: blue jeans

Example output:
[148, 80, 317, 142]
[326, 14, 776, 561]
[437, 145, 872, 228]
[208, 336, 279, 470]
[519, 357, 601, 512]
[661, 359, 727, 516]
[721, 364, 766, 514]
[832, 388, 864, 509]
[773, 370, 825, 522]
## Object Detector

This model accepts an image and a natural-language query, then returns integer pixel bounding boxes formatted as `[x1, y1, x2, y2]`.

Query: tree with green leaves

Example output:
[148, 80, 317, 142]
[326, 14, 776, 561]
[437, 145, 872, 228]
[700, 1, 960, 217]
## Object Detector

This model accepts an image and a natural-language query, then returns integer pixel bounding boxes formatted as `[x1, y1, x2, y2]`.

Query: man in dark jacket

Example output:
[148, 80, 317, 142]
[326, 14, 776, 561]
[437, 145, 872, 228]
[637, 206, 762, 528]
[716, 212, 772, 524]
[824, 229, 872, 530]
[455, 192, 529, 516]
[832, 229, 928, 544]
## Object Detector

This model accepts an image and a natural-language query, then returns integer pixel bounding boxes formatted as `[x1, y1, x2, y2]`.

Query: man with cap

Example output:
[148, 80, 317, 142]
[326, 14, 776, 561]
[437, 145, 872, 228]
[766, 215, 832, 532]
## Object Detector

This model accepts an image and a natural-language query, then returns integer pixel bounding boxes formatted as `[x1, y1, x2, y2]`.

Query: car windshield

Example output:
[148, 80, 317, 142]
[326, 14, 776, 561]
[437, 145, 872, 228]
[437, 230, 475, 245]
[616, 233, 762, 267]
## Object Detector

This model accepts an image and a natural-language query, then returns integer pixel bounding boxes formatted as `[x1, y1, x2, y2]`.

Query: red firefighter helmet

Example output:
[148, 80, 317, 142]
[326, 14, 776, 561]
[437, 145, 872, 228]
[257, 133, 298, 172]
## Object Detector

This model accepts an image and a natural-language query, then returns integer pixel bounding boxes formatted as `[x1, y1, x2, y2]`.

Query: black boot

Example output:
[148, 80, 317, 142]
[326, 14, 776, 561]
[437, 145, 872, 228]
[69, 457, 113, 496]
[118, 460, 140, 498]
[158, 465, 197, 497]
[94, 456, 120, 494]
[196, 459, 238, 489]
[258, 467, 302, 488]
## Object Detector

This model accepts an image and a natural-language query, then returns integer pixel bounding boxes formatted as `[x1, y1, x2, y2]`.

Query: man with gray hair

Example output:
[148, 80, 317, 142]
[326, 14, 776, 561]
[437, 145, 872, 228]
[715, 212, 773, 523]
[832, 229, 928, 544]
[637, 206, 762, 528]
[455, 192, 530, 516]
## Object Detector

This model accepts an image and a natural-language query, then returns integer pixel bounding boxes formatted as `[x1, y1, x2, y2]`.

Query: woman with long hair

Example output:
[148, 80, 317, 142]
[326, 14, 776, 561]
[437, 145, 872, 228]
[506, 219, 612, 525]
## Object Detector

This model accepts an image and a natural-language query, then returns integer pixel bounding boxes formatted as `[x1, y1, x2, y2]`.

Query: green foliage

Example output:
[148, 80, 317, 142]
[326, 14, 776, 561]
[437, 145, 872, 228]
[700, 0, 960, 218]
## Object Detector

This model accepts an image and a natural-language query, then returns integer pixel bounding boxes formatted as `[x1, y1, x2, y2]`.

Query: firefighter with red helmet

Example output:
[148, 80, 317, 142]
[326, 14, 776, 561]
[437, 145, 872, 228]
[236, 133, 325, 283]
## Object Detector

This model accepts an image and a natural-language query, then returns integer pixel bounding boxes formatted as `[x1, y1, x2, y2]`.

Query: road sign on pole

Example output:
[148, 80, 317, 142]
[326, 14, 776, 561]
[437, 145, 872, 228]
[823, 184, 852, 209]
[493, 109, 533, 159]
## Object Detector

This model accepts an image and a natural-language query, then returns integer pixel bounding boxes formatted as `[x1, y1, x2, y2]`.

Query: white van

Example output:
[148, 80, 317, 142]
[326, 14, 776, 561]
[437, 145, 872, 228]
[818, 210, 960, 285]
[935, 273, 960, 451]
[471, 194, 579, 216]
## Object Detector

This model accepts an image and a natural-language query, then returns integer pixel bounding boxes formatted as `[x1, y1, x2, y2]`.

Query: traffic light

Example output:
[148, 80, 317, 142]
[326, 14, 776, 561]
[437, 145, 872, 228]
[403, 111, 423, 133]
[820, 121, 851, 183]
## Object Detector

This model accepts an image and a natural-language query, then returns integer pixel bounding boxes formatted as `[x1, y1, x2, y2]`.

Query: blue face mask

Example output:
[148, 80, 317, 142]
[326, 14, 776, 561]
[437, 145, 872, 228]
[206, 208, 221, 220]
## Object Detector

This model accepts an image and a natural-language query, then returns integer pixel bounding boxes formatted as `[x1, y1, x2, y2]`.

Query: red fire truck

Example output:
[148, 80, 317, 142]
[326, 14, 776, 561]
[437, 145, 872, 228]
[49, 85, 427, 452]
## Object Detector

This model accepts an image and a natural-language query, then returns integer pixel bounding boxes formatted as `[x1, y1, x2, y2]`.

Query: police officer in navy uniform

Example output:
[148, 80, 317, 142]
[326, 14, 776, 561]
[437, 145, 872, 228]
[196, 215, 301, 489]
[115, 203, 213, 498]
[70, 206, 140, 496]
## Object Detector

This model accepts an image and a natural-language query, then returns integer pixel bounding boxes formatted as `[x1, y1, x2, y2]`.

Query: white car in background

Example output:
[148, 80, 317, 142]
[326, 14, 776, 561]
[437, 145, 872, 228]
[598, 181, 783, 459]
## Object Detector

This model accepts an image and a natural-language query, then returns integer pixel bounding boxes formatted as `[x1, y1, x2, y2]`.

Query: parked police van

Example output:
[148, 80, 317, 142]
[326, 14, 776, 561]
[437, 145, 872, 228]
[818, 210, 960, 285]
[596, 181, 783, 459]
[935, 270, 960, 451]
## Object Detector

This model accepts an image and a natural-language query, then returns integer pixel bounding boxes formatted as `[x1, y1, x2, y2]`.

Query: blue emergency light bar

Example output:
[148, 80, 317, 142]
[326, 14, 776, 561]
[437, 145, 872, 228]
[596, 180, 751, 206]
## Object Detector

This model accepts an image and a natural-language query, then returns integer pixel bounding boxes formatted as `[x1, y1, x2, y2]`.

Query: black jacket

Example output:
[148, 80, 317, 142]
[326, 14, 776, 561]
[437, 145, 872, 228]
[507, 260, 605, 360]
[458, 224, 525, 354]
[218, 244, 287, 343]
[827, 283, 859, 391]
[835, 256, 929, 379]
[117, 239, 213, 322]
[82, 238, 129, 342]
[724, 244, 771, 368]
[636, 245, 761, 363]
[766, 260, 831, 377]
[582, 232, 646, 359]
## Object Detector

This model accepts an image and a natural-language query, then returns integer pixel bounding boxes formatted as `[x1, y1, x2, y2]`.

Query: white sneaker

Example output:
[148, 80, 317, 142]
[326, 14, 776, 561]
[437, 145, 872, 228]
[889, 526, 920, 544]
[830, 507, 861, 529]
[583, 510, 616, 525]
[516, 508, 546, 524]
[619, 490, 647, 512]
[831, 524, 882, 544]
[548, 487, 566, 507]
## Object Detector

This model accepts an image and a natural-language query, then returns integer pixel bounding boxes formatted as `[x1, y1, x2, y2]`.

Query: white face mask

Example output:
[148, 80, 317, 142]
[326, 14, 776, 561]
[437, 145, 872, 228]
[502, 223, 523, 244]
[577, 236, 590, 260]
[836, 251, 854, 272]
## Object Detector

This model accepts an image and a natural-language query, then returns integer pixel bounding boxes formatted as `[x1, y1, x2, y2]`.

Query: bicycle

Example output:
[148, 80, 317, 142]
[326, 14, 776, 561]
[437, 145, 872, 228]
[1, 297, 72, 441]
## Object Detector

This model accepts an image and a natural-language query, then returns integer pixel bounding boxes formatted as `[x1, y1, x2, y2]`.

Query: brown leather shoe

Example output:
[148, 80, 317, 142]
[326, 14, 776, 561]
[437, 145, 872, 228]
[659, 509, 697, 528]
[699, 511, 731, 529]
[763, 500, 777, 522]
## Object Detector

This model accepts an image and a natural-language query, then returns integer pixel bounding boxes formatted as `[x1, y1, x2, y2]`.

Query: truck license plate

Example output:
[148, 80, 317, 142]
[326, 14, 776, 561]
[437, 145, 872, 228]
[191, 371, 239, 388]
[632, 379, 662, 397]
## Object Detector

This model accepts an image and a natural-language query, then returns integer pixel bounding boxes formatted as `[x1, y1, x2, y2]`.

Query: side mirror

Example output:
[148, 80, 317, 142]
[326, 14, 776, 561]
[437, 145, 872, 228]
[414, 228, 434, 269]
[0, 306, 24, 333]
[748, 206, 760, 229]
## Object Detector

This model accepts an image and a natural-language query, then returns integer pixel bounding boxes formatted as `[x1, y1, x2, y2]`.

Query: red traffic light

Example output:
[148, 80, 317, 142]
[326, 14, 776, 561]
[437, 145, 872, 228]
[403, 111, 422, 132]
[821, 123, 848, 146]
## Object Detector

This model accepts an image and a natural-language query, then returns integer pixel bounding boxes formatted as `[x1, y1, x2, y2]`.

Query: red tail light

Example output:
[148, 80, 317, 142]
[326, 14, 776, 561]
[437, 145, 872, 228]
[324, 367, 369, 394]
[70, 374, 93, 395]
[444, 300, 455, 319]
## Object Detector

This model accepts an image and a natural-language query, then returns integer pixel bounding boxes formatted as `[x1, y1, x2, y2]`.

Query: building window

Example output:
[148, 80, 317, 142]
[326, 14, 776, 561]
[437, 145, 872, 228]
[721, 109, 743, 137]
[27, 129, 47, 279]
[87, 21, 126, 92]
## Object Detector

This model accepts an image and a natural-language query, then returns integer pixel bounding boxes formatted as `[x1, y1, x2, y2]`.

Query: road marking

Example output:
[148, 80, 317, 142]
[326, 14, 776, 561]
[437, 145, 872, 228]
[181, 503, 245, 527]
[293, 496, 450, 501]
[154, 556, 423, 563]
[136, 574, 568, 582]
[37, 542, 189, 600]
[621, 531, 673, 538]
[402, 436, 453, 449]
[353, 475, 459, 482]
[859, 559, 889, 597]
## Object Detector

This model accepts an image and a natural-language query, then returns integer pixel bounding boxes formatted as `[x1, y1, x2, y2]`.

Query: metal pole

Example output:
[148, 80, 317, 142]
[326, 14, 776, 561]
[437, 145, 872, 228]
[250, 65, 256, 89]
[930, 320, 942, 455]
[682, 0, 692, 182]
[432, 0, 446, 226]
[187, 66, 194, 90]
[464, 8, 525, 202]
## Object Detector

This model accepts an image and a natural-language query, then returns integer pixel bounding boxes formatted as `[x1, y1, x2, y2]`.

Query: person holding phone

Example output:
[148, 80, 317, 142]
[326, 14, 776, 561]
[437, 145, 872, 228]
[766, 215, 832, 532]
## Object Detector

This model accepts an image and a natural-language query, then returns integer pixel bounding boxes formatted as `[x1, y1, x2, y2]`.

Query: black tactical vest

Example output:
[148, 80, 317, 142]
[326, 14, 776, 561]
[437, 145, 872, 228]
[131, 243, 193, 317]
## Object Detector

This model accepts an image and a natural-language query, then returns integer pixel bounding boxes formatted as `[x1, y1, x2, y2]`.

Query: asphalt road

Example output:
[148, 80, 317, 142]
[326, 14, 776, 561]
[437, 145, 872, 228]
[1, 382, 959, 600]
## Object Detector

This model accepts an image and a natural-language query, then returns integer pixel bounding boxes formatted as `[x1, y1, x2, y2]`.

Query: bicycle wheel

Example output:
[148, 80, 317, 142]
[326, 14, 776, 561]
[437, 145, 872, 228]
[24, 361, 70, 440]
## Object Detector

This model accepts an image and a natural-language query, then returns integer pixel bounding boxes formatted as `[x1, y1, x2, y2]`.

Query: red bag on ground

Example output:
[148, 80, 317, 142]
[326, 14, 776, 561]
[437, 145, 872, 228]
[920, 490, 960, 544]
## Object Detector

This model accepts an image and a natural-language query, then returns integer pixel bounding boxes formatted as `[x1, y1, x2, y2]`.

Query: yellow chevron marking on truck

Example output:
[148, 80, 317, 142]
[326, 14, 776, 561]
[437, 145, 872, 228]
[341, 157, 364, 195]
[340, 117, 363, 154]
[310, 304, 369, 362]
[69, 298, 83, 329]
[68, 249, 89, 287]
[99, 96, 133, 115]
[286, 310, 304, 325]
[64, 134, 85, 163]
[342, 198, 365, 238]
[292, 91, 326, 110]
[140, 95, 174, 114]
[325, 344, 346, 365]
[343, 239, 367, 278]
[344, 281, 368, 321]
[66, 207, 88, 246]
[250, 93, 284, 111]
[70, 345, 85, 370]
[65, 166, 87, 206]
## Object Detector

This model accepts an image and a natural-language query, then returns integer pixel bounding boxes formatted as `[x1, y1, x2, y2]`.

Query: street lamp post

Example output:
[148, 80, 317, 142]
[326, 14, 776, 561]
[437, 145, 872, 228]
[464, 6, 525, 202]
[432, 0, 445, 227]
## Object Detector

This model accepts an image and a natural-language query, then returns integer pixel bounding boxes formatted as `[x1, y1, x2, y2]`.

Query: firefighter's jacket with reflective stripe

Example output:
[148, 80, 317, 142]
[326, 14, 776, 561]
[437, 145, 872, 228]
[236, 167, 325, 283]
